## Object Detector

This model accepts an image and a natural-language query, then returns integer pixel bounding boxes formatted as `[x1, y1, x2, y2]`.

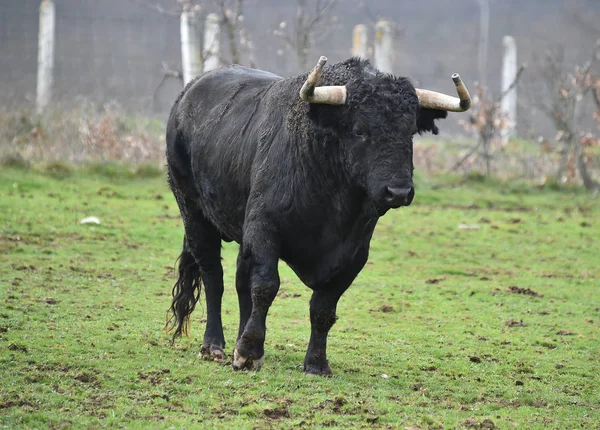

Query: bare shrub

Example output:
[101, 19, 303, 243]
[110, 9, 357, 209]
[0, 102, 165, 166]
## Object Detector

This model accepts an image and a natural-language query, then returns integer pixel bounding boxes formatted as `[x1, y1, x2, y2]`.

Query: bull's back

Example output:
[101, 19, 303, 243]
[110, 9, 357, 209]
[167, 66, 283, 242]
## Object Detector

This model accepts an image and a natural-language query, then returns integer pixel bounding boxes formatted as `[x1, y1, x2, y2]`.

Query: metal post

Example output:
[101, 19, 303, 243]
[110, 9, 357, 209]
[36, 0, 55, 114]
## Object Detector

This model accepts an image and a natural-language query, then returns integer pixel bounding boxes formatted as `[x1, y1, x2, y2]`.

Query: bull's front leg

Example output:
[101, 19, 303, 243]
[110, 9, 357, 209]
[304, 248, 368, 376]
[232, 241, 280, 371]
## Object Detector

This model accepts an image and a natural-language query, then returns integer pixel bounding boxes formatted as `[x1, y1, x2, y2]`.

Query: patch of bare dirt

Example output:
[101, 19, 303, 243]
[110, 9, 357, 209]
[0, 397, 34, 410]
[8, 343, 28, 352]
[138, 368, 170, 385]
[10, 264, 37, 271]
[463, 418, 497, 429]
[32, 363, 71, 373]
[506, 319, 526, 327]
[278, 292, 301, 299]
[507, 286, 543, 298]
[73, 371, 100, 385]
[48, 419, 72, 429]
[264, 406, 290, 419]
[379, 304, 394, 313]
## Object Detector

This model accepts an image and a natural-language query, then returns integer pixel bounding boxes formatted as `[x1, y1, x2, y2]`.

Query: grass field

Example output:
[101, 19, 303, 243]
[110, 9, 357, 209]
[1, 165, 598, 429]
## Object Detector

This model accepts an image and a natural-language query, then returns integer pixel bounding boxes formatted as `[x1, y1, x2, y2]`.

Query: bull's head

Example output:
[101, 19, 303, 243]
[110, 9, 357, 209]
[299, 56, 471, 215]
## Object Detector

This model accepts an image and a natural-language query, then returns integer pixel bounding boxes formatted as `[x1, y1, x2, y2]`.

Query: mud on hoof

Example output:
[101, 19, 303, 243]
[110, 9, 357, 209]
[232, 348, 264, 371]
[304, 362, 332, 377]
[199, 345, 226, 363]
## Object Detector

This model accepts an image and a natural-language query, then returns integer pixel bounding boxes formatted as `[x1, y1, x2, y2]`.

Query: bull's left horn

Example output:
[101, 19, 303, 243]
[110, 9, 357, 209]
[299, 56, 347, 105]
[415, 73, 471, 112]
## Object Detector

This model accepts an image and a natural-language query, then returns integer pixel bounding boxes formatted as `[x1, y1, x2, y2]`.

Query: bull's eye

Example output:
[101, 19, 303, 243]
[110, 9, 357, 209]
[352, 126, 364, 138]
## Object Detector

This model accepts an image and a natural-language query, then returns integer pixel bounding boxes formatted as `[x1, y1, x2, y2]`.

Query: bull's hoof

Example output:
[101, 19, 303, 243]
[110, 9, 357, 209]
[199, 345, 226, 363]
[304, 362, 332, 377]
[232, 347, 264, 371]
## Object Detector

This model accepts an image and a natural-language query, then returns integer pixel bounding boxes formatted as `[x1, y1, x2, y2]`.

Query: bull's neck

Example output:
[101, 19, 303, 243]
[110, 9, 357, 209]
[271, 78, 368, 218]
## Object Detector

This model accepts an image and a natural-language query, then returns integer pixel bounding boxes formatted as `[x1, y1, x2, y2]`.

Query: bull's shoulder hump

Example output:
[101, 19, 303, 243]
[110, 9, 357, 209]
[199, 65, 282, 87]
[180, 65, 283, 110]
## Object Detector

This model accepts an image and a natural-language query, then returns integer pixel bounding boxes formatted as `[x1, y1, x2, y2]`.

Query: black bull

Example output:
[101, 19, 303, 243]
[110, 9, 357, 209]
[164, 57, 470, 375]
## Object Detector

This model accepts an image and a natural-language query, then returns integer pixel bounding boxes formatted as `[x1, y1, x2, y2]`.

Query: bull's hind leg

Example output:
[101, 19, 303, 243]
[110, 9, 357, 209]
[170, 229, 226, 362]
[167, 168, 225, 361]
[170, 199, 226, 361]
[185, 220, 226, 362]
[304, 248, 368, 376]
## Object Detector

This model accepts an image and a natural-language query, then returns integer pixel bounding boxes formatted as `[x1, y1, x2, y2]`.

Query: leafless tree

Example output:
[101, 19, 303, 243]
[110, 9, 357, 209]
[533, 41, 600, 190]
[132, 0, 252, 98]
[215, 0, 246, 65]
[456, 66, 526, 177]
[131, 0, 251, 63]
[274, 0, 338, 71]
[129, 0, 184, 16]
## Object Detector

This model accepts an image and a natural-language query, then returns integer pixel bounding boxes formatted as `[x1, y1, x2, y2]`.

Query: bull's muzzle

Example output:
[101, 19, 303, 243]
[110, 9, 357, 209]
[384, 186, 414, 208]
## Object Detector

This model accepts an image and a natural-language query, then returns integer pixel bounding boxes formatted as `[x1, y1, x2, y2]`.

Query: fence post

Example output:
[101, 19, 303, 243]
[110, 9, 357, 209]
[36, 0, 55, 114]
[203, 13, 221, 73]
[180, 10, 202, 85]
[352, 24, 368, 58]
[501, 35, 518, 140]
[374, 20, 394, 74]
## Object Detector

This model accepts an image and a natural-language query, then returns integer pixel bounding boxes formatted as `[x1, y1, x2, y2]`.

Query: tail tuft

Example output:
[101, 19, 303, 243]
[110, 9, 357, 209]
[164, 248, 201, 342]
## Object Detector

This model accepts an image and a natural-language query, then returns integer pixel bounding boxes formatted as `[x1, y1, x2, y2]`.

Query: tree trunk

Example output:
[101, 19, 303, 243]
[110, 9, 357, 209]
[556, 139, 571, 181]
[575, 138, 599, 190]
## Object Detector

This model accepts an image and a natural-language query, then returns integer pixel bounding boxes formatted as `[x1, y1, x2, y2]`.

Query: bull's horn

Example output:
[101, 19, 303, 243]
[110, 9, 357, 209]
[299, 56, 347, 105]
[415, 74, 471, 112]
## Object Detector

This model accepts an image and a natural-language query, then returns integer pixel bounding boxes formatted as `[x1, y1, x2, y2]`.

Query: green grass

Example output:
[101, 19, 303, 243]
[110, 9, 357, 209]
[1, 166, 599, 429]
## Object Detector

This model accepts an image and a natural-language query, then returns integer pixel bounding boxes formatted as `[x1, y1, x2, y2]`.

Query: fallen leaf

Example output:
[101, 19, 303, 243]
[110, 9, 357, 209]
[458, 223, 480, 230]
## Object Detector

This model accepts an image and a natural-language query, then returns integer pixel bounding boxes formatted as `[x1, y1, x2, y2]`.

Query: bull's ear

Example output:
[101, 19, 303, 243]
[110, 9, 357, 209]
[416, 108, 448, 135]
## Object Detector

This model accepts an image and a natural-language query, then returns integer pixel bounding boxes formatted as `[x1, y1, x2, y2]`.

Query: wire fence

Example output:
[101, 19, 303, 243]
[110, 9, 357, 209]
[0, 0, 598, 183]
[0, 0, 181, 116]
[2, 1, 597, 122]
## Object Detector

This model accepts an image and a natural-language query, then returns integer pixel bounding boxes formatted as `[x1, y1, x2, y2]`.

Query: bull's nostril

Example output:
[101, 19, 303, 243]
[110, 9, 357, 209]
[385, 186, 414, 207]
[406, 187, 415, 205]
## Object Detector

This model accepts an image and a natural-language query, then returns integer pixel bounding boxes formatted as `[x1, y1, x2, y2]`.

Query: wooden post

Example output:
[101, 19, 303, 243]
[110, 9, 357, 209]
[374, 20, 394, 74]
[203, 13, 220, 73]
[36, 0, 55, 114]
[501, 35, 518, 140]
[180, 10, 202, 85]
[352, 24, 368, 58]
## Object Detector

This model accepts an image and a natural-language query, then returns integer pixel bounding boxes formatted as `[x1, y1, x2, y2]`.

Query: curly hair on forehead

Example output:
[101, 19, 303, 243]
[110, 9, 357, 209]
[303, 57, 448, 136]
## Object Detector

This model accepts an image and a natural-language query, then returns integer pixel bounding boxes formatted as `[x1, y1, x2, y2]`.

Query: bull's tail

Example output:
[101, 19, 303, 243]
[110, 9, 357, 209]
[164, 246, 201, 342]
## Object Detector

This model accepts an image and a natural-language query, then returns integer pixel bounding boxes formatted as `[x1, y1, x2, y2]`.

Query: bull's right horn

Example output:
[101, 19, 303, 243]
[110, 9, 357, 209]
[415, 73, 471, 112]
[299, 56, 347, 105]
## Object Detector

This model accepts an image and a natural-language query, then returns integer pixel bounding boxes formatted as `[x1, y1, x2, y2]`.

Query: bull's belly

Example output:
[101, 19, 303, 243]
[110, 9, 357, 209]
[195, 196, 246, 243]
[193, 175, 248, 243]
[281, 235, 371, 289]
